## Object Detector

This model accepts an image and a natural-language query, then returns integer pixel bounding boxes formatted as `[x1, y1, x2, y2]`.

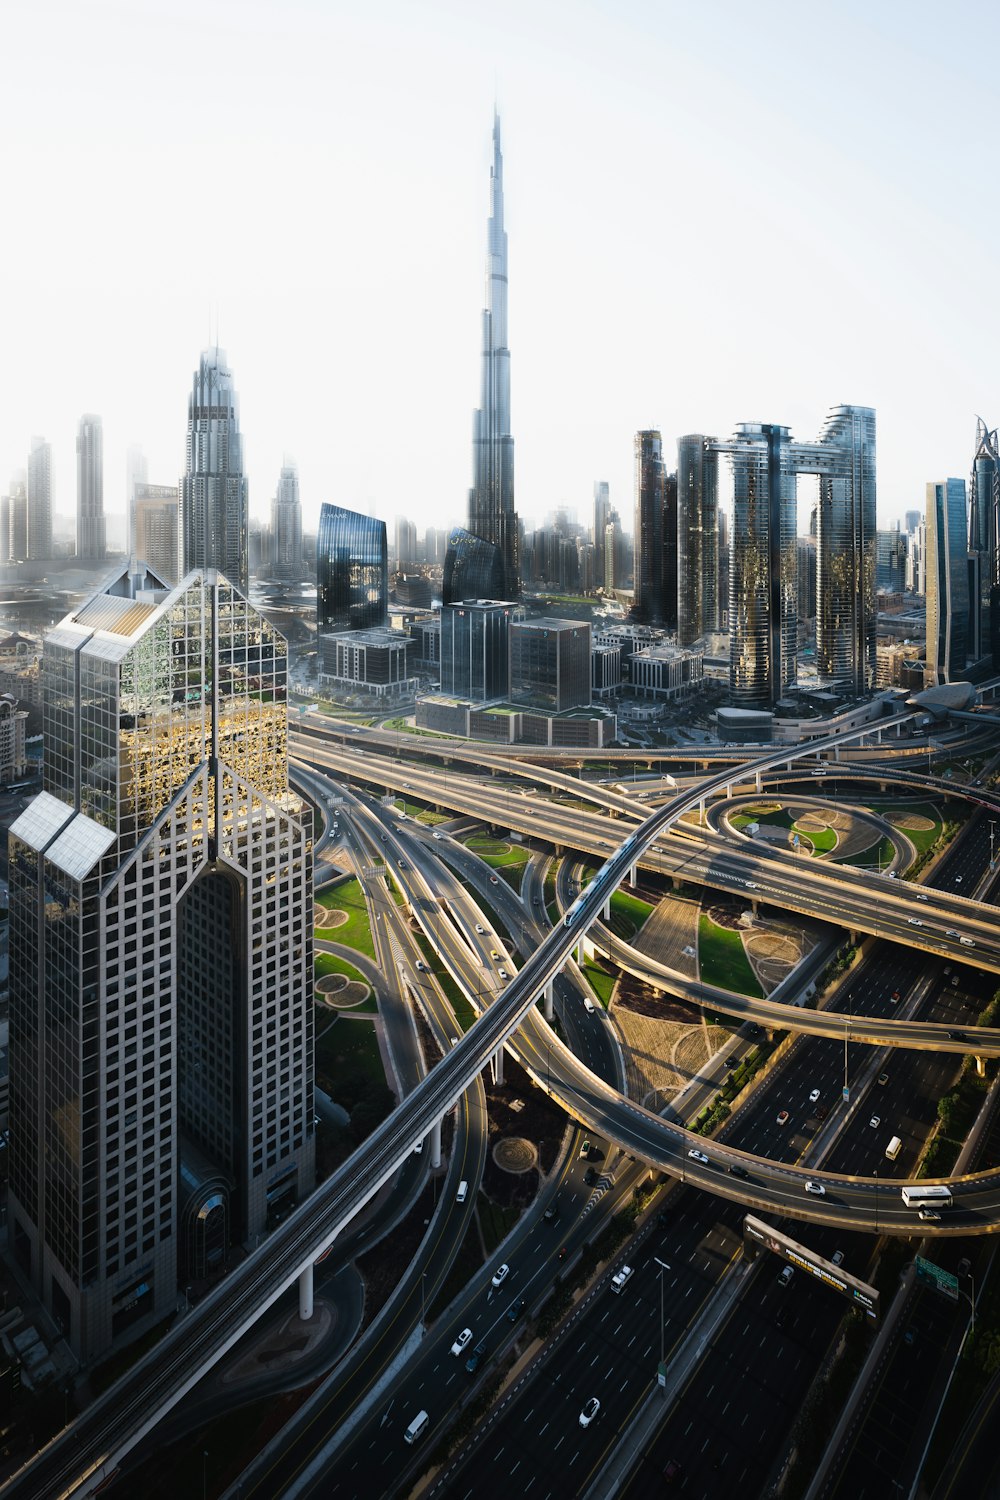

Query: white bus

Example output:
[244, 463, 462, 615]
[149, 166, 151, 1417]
[900, 1184, 952, 1208]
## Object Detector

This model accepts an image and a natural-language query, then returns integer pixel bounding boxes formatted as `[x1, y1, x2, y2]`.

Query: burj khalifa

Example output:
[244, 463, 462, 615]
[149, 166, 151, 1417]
[468, 113, 519, 599]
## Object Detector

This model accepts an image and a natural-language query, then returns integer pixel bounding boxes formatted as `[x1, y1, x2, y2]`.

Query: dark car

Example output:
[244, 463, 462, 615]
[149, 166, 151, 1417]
[584, 1167, 597, 1186]
[949, 1031, 968, 1042]
[727, 1162, 749, 1180]
[816, 1105, 829, 1121]
[465, 1340, 487, 1373]
[543, 1201, 560, 1222]
[506, 1299, 526, 1322]
[663, 1460, 684, 1485]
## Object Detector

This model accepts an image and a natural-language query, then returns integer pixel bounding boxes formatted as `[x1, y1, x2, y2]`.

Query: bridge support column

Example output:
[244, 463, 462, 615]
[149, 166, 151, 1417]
[754, 771, 761, 792]
[629, 863, 637, 887]
[834, 745, 841, 761]
[725, 784, 732, 799]
[430, 1115, 443, 1169]
[976, 1054, 987, 1078]
[577, 938, 585, 966]
[603, 898, 611, 920]
[544, 981, 554, 1022]
[299, 1263, 314, 1322]
[493, 1045, 504, 1087]
[699, 798, 705, 822]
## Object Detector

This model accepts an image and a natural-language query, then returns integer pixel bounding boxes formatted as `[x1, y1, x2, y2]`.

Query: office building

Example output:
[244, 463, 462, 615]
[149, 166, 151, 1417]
[969, 417, 1000, 666]
[676, 435, 719, 644]
[633, 431, 676, 629]
[319, 627, 416, 697]
[813, 405, 877, 694]
[904, 509, 920, 534]
[442, 526, 505, 605]
[271, 463, 303, 580]
[629, 642, 705, 701]
[440, 599, 513, 701]
[510, 618, 591, 712]
[27, 437, 53, 561]
[926, 479, 970, 683]
[7, 565, 313, 1360]
[394, 517, 418, 569]
[76, 414, 106, 561]
[876, 526, 907, 594]
[468, 114, 519, 597]
[593, 482, 610, 588]
[317, 503, 388, 633]
[134, 484, 180, 584]
[181, 348, 248, 591]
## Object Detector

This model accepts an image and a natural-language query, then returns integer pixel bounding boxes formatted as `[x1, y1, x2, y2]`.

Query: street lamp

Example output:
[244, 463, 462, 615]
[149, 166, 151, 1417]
[990, 821, 996, 873]
[420, 1271, 428, 1329]
[843, 995, 852, 1103]
[654, 1256, 671, 1382]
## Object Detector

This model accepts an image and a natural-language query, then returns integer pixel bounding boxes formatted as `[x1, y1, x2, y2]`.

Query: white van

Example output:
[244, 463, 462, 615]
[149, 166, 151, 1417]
[583, 998, 595, 1014]
[610, 1265, 633, 1293]
[456, 1180, 468, 1203]
[885, 1136, 902, 1161]
[404, 1410, 429, 1444]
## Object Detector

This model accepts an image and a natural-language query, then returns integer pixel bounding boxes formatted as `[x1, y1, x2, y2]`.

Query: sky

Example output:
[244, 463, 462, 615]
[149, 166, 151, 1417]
[4, 0, 1000, 543]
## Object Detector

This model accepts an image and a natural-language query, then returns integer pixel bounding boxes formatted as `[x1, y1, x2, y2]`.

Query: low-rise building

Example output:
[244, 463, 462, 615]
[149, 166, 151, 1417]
[318, 628, 417, 698]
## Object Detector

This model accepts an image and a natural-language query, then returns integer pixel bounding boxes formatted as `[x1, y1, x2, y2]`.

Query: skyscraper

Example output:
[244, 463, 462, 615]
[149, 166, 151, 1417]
[134, 483, 180, 584]
[814, 405, 877, 694]
[633, 430, 677, 628]
[317, 503, 388, 632]
[181, 349, 249, 591]
[926, 479, 970, 683]
[7, 564, 313, 1359]
[271, 462, 303, 580]
[969, 417, 1000, 666]
[27, 436, 52, 561]
[468, 114, 519, 598]
[5, 471, 27, 564]
[676, 435, 719, 645]
[593, 482, 610, 589]
[440, 599, 513, 700]
[76, 414, 106, 561]
[442, 525, 505, 604]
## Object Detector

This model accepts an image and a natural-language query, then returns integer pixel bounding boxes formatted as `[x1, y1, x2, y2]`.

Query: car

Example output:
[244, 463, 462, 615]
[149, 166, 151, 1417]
[949, 1030, 968, 1042]
[907, 917, 923, 926]
[903, 1327, 917, 1347]
[532, 897, 541, 905]
[415, 960, 427, 972]
[579, 1139, 592, 1159]
[475, 924, 485, 934]
[432, 831, 442, 840]
[558, 1245, 569, 1261]
[490, 949, 501, 960]
[804, 1180, 826, 1196]
[543, 1202, 559, 1222]
[506, 1299, 526, 1322]
[380, 833, 388, 842]
[728, 1162, 749, 1180]
[745, 880, 758, 890]
[663, 1459, 684, 1484]
[915, 892, 928, 902]
[960, 936, 976, 948]
[725, 1056, 737, 1069]
[891, 989, 901, 1002]
[584, 1167, 597, 1185]
[498, 968, 509, 980]
[778, 1265, 795, 1287]
[831, 1249, 845, 1267]
[489, 875, 499, 885]
[809, 1089, 821, 1104]
[946, 929, 959, 938]
[816, 1105, 829, 1121]
[579, 1397, 601, 1428]
[878, 1071, 889, 1086]
[397, 860, 407, 870]
[450, 1327, 473, 1356]
[918, 1207, 941, 1222]
[687, 1148, 709, 1165]
[412, 1140, 423, 1154]
[869, 1115, 881, 1128]
[465, 1340, 487, 1373]
[955, 874, 963, 884]
[776, 1109, 790, 1126]
[583, 997, 595, 1014]
[491, 1263, 510, 1288]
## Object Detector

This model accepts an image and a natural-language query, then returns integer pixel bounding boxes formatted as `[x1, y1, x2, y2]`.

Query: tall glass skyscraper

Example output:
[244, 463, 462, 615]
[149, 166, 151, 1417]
[468, 114, 519, 598]
[181, 349, 249, 591]
[969, 417, 1000, 666]
[927, 479, 970, 683]
[27, 435, 52, 561]
[7, 565, 313, 1359]
[440, 599, 513, 700]
[317, 503, 388, 632]
[813, 405, 877, 694]
[442, 525, 505, 604]
[633, 430, 676, 629]
[76, 414, 106, 561]
[676, 435, 719, 645]
[271, 462, 303, 580]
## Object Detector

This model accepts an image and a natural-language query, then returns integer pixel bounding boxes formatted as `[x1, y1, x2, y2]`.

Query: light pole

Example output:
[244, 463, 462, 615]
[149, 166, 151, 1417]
[990, 821, 996, 873]
[874, 1167, 879, 1235]
[420, 1271, 427, 1329]
[843, 994, 852, 1102]
[654, 1256, 671, 1380]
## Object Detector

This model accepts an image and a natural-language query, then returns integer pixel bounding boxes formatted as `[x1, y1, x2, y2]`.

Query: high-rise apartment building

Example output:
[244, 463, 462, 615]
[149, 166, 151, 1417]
[271, 463, 303, 580]
[633, 431, 677, 629]
[76, 414, 106, 561]
[593, 482, 610, 588]
[134, 483, 180, 584]
[7, 565, 313, 1360]
[181, 349, 248, 591]
[27, 436, 53, 561]
[876, 526, 907, 593]
[317, 503, 388, 633]
[676, 435, 719, 645]
[125, 445, 148, 558]
[440, 599, 513, 700]
[468, 115, 519, 598]
[4, 471, 27, 564]
[926, 479, 970, 683]
[969, 417, 1000, 666]
[814, 405, 877, 693]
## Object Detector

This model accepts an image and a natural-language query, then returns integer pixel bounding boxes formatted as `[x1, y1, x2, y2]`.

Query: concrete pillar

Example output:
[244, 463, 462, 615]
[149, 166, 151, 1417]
[755, 771, 761, 792]
[299, 1263, 314, 1321]
[603, 898, 611, 920]
[834, 746, 841, 762]
[699, 797, 705, 821]
[725, 784, 732, 798]
[976, 1055, 986, 1078]
[577, 939, 585, 966]
[629, 863, 637, 886]
[494, 1045, 505, 1087]
[544, 981, 554, 1023]
[431, 1116, 443, 1169]
[877, 728, 883, 744]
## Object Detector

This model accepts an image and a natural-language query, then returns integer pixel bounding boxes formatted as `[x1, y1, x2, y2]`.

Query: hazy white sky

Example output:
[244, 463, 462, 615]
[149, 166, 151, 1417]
[4, 0, 999, 541]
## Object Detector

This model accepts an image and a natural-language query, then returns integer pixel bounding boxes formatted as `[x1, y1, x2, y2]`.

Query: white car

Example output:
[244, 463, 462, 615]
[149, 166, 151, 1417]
[869, 1115, 881, 1129]
[804, 1180, 826, 1196]
[579, 1396, 601, 1428]
[946, 929, 959, 938]
[475, 924, 485, 934]
[450, 1328, 473, 1356]
[687, 1148, 709, 1165]
[809, 1089, 821, 1104]
[907, 917, 923, 927]
[432, 831, 443, 840]
[491, 1263, 510, 1289]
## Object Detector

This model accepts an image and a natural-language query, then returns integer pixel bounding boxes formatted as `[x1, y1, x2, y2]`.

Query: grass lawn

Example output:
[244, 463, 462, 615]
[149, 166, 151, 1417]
[698, 914, 764, 998]
[478, 1198, 521, 1255]
[315, 951, 378, 1013]
[316, 878, 375, 958]
[314, 1015, 388, 1102]
[733, 806, 795, 830]
[796, 823, 838, 854]
[866, 802, 944, 854]
[842, 834, 897, 870]
[608, 887, 654, 940]
[582, 960, 616, 1006]
[463, 833, 532, 870]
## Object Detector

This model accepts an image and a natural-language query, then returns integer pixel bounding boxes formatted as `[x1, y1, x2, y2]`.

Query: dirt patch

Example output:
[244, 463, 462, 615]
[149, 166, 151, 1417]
[314, 907, 348, 929]
[316, 975, 371, 1008]
[744, 932, 799, 965]
[493, 1137, 538, 1173]
[887, 812, 936, 831]
[614, 969, 702, 1023]
[480, 1056, 566, 1211]
[705, 902, 747, 932]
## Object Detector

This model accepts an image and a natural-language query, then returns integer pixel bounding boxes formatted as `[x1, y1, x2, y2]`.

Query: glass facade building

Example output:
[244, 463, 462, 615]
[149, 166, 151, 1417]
[440, 600, 513, 701]
[76, 414, 106, 561]
[317, 503, 388, 633]
[676, 435, 719, 645]
[442, 526, 505, 605]
[270, 462, 303, 580]
[7, 565, 313, 1360]
[510, 618, 591, 712]
[181, 349, 249, 592]
[926, 479, 970, 683]
[633, 431, 676, 629]
[813, 405, 877, 694]
[969, 418, 1000, 666]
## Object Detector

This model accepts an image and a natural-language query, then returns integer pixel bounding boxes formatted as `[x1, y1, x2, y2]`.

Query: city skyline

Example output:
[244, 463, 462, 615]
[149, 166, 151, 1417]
[4, 2, 1000, 541]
